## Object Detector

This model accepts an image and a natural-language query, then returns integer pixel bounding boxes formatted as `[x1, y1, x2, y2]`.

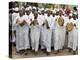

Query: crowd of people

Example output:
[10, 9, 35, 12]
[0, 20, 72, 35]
[9, 4, 78, 56]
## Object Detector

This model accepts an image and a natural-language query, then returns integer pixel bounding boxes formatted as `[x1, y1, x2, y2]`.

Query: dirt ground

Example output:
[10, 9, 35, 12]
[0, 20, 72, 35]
[12, 46, 78, 59]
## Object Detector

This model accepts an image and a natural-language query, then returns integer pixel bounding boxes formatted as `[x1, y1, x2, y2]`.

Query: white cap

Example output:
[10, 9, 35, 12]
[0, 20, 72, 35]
[33, 6, 36, 10]
[45, 8, 49, 11]
[38, 10, 41, 13]
[25, 7, 29, 11]
[12, 8, 14, 10]
[20, 6, 24, 10]
[14, 7, 19, 11]
[28, 6, 32, 10]
[69, 13, 72, 16]
[40, 8, 44, 11]
[73, 12, 77, 15]
[52, 10, 56, 13]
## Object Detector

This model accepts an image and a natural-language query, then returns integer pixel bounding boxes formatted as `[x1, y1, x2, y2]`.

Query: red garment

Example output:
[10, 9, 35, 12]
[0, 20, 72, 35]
[65, 6, 71, 16]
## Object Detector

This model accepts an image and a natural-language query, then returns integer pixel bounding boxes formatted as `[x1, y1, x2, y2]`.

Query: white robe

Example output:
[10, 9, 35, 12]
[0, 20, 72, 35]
[12, 13, 19, 31]
[46, 15, 55, 47]
[54, 15, 66, 50]
[15, 16, 30, 51]
[12, 13, 19, 43]
[30, 25, 40, 52]
[67, 19, 78, 51]
[37, 14, 46, 46]
[41, 25, 52, 52]
[46, 15, 53, 29]
[50, 16, 56, 47]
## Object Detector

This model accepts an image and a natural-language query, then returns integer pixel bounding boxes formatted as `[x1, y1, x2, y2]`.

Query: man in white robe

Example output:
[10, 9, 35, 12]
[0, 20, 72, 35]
[37, 11, 46, 26]
[24, 8, 32, 25]
[40, 20, 52, 55]
[12, 7, 19, 45]
[37, 11, 46, 47]
[45, 11, 56, 48]
[40, 11, 51, 49]
[30, 13, 40, 55]
[50, 13, 56, 47]
[14, 10, 30, 55]
[67, 14, 78, 54]
[54, 11, 66, 54]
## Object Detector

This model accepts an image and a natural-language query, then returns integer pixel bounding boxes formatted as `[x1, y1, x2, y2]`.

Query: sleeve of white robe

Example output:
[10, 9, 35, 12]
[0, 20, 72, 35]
[13, 16, 19, 26]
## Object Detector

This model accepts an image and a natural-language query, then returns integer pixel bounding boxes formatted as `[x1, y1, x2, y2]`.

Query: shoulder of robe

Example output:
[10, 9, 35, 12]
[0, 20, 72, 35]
[15, 16, 20, 20]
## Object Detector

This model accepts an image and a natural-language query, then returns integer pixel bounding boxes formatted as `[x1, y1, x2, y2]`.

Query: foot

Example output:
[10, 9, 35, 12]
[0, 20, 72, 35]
[24, 52, 28, 55]
[68, 48, 72, 52]
[41, 49, 46, 53]
[54, 50, 59, 54]
[19, 50, 25, 54]
[59, 49, 62, 52]
[13, 42, 16, 46]
[34, 52, 38, 56]
[32, 50, 35, 53]
[46, 52, 50, 56]
[73, 51, 76, 55]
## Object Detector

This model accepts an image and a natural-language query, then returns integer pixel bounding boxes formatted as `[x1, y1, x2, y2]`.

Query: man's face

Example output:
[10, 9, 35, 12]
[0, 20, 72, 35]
[53, 13, 55, 17]
[47, 11, 51, 16]
[59, 12, 62, 16]
[42, 12, 44, 15]
[19, 10, 23, 16]
[26, 11, 30, 15]
[73, 15, 76, 20]
[69, 16, 72, 19]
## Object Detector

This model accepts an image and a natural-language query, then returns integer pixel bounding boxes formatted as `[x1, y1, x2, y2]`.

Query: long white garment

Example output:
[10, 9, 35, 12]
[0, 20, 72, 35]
[12, 13, 19, 43]
[45, 15, 55, 47]
[50, 16, 56, 47]
[30, 25, 40, 52]
[68, 19, 78, 51]
[15, 16, 30, 51]
[37, 14, 46, 46]
[41, 25, 52, 52]
[54, 15, 66, 50]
